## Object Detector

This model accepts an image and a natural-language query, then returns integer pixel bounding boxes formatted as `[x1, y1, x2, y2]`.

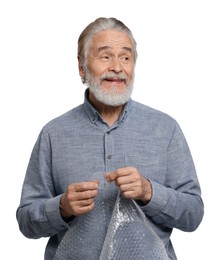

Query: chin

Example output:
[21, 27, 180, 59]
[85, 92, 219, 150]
[92, 88, 133, 106]
[87, 77, 134, 106]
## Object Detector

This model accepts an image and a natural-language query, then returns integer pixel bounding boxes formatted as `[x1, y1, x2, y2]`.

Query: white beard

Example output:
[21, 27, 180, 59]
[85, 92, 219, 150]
[85, 70, 134, 106]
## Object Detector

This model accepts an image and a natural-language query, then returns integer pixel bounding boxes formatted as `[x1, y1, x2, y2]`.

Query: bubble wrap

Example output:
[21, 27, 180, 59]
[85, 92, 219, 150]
[99, 193, 169, 260]
[54, 192, 169, 260]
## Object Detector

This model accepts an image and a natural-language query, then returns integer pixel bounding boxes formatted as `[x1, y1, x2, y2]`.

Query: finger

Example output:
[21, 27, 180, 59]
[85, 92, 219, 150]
[93, 179, 100, 185]
[105, 172, 117, 182]
[119, 183, 135, 192]
[75, 189, 99, 200]
[75, 198, 95, 207]
[73, 202, 96, 216]
[105, 168, 130, 182]
[121, 190, 137, 199]
[70, 180, 100, 192]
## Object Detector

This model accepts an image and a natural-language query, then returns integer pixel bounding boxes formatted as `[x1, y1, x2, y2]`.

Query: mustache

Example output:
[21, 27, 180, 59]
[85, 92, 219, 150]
[100, 72, 128, 81]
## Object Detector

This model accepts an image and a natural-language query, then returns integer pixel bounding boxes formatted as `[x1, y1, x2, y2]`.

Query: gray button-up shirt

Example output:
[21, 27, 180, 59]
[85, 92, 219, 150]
[16, 90, 204, 260]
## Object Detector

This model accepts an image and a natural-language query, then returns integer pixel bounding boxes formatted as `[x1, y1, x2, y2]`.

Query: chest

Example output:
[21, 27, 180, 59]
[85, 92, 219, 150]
[51, 126, 168, 193]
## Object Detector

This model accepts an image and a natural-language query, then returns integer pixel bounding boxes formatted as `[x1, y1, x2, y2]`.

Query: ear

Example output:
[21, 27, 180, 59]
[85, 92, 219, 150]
[78, 55, 85, 78]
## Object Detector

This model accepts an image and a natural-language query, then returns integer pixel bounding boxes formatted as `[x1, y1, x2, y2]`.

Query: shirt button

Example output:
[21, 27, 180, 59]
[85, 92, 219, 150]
[107, 155, 112, 160]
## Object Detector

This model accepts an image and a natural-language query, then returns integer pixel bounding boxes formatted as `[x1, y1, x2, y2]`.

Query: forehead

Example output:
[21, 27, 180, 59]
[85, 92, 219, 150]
[90, 29, 133, 51]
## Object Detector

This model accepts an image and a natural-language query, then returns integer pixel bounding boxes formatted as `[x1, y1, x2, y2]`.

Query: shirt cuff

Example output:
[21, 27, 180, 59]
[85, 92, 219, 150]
[45, 194, 71, 230]
[139, 180, 168, 216]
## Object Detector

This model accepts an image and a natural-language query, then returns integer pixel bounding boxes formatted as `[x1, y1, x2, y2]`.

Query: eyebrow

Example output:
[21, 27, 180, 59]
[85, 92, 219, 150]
[97, 46, 132, 53]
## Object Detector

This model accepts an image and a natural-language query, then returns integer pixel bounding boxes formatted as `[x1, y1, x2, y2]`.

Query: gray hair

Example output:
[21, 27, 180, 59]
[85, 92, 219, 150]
[77, 17, 138, 69]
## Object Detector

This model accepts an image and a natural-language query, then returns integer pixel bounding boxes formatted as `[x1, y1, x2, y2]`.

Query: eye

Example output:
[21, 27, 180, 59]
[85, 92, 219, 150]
[120, 56, 130, 62]
[100, 55, 110, 61]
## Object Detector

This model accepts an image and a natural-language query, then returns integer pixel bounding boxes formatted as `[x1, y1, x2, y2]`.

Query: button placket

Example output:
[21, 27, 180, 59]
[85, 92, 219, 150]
[104, 130, 113, 166]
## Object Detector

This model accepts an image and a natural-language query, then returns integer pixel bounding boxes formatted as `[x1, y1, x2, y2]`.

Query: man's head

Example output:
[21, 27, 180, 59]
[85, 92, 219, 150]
[77, 17, 137, 106]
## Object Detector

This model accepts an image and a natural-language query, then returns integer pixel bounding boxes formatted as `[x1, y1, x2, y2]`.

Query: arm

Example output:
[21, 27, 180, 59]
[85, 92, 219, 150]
[106, 121, 204, 232]
[16, 129, 69, 239]
[142, 121, 204, 231]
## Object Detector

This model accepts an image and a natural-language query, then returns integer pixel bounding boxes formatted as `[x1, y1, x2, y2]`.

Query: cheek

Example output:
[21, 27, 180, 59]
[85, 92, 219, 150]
[124, 71, 134, 83]
[88, 61, 107, 76]
[124, 64, 135, 78]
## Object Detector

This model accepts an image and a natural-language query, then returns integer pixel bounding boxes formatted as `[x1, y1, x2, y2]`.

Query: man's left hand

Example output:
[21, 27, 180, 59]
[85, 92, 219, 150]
[105, 167, 152, 204]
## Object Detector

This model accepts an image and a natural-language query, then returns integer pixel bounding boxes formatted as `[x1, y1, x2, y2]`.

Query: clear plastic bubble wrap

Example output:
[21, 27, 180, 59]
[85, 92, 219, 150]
[99, 193, 169, 260]
[54, 192, 169, 260]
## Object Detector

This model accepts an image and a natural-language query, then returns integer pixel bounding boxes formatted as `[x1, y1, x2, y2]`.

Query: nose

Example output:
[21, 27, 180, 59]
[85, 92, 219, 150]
[108, 58, 122, 73]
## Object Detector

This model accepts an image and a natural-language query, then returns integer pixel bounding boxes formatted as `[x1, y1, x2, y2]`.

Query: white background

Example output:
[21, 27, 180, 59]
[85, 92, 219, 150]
[1, 0, 220, 259]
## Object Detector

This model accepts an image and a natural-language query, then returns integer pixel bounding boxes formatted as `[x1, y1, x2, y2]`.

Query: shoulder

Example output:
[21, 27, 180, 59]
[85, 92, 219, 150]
[41, 104, 85, 133]
[131, 100, 176, 123]
[129, 100, 183, 140]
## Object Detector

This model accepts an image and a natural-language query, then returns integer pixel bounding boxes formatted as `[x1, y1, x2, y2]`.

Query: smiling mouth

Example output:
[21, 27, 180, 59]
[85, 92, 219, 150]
[104, 78, 125, 82]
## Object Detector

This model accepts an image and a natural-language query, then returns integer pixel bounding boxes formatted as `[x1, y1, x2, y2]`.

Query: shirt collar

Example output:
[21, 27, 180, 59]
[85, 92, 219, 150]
[83, 88, 131, 125]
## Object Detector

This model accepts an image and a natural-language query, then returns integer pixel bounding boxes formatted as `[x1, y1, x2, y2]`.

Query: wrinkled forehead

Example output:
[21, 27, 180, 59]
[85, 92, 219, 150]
[90, 29, 133, 53]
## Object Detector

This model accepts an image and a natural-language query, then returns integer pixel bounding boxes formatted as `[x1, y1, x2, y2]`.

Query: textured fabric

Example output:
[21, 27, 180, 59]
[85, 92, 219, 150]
[16, 89, 204, 260]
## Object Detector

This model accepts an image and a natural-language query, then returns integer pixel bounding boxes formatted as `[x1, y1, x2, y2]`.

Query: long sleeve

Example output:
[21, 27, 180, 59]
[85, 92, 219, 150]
[16, 129, 69, 239]
[16, 98, 204, 259]
[141, 121, 204, 232]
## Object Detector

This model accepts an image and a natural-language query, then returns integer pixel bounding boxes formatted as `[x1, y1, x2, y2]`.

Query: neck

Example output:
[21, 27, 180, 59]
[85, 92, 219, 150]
[88, 92, 124, 127]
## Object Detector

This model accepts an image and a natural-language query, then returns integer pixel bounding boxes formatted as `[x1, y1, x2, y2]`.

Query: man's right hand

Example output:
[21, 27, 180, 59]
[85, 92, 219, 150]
[60, 180, 100, 219]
